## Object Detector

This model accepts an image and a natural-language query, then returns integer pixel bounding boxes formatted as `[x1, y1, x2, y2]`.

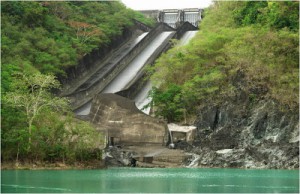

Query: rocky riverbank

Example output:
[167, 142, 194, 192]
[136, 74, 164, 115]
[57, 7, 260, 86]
[1, 160, 105, 170]
[102, 98, 299, 169]
[104, 145, 189, 168]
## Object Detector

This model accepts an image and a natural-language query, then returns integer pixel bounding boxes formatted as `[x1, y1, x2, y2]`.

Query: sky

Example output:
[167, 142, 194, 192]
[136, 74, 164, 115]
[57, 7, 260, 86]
[121, 0, 213, 10]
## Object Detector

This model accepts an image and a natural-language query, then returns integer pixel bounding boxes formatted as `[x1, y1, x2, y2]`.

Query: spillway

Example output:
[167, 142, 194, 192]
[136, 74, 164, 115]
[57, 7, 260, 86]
[179, 30, 198, 46]
[134, 80, 153, 113]
[76, 31, 175, 115]
[74, 32, 148, 93]
[75, 100, 92, 115]
[102, 31, 175, 93]
[134, 30, 198, 114]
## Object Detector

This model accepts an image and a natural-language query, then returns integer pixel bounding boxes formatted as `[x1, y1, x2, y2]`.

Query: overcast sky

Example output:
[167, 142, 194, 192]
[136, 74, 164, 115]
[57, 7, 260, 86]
[121, 0, 213, 10]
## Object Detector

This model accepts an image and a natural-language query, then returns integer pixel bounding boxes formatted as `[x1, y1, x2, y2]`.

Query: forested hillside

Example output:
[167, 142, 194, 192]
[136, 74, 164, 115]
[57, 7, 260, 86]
[1, 1, 154, 83]
[149, 1, 299, 122]
[1, 1, 154, 166]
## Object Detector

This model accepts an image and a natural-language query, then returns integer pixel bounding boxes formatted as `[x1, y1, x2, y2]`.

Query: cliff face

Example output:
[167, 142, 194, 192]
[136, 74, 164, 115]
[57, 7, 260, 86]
[192, 92, 299, 169]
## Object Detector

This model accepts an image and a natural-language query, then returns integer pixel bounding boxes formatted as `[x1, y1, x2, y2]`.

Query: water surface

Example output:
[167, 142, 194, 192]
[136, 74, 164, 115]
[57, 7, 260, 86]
[1, 168, 299, 193]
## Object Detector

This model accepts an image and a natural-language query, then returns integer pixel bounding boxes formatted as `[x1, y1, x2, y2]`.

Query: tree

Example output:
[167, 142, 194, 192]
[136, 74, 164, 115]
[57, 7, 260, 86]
[149, 84, 185, 122]
[2, 72, 69, 152]
[68, 21, 102, 43]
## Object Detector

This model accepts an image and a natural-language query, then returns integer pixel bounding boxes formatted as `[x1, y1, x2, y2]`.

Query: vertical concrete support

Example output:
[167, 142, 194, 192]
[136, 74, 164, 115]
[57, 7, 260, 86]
[180, 10, 184, 23]
[158, 11, 164, 23]
[176, 10, 181, 24]
[199, 9, 202, 21]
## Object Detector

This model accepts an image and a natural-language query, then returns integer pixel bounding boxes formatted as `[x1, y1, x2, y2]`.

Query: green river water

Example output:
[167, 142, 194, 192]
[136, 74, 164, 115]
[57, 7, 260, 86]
[1, 168, 299, 193]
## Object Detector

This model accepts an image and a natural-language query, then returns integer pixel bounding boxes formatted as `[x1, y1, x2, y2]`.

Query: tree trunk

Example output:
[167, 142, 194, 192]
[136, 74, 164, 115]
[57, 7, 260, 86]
[15, 144, 20, 167]
[28, 119, 33, 152]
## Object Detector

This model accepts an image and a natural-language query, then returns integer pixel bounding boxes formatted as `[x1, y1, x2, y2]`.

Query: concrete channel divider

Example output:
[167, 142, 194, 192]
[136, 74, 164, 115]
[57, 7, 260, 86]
[69, 23, 176, 110]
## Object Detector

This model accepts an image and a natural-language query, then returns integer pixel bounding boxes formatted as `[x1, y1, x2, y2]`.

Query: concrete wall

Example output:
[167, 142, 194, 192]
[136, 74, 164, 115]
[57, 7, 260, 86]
[90, 94, 168, 146]
[138, 10, 160, 20]
[133, 19, 153, 32]
[69, 23, 175, 110]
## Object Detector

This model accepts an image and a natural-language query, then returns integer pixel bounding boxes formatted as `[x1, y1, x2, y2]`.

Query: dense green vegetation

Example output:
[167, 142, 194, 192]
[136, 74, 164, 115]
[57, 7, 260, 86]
[148, 1, 299, 122]
[1, 1, 154, 165]
[1, 1, 154, 79]
[2, 72, 103, 163]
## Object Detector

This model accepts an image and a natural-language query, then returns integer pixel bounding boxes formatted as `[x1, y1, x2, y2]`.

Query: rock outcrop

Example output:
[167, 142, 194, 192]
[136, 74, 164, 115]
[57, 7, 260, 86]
[193, 99, 299, 169]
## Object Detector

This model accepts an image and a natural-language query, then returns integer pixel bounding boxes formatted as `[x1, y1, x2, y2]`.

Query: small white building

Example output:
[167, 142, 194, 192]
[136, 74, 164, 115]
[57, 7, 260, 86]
[167, 123, 197, 144]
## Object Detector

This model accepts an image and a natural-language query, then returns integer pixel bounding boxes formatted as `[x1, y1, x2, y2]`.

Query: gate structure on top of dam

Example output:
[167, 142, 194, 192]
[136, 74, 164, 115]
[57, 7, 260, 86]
[140, 8, 203, 28]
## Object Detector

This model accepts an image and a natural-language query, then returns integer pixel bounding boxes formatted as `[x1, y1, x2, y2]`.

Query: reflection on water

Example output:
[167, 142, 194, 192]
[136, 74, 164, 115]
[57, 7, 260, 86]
[1, 168, 299, 193]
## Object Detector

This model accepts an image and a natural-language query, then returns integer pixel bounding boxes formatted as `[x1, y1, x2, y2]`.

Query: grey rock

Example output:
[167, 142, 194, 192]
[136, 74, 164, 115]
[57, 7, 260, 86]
[192, 99, 299, 169]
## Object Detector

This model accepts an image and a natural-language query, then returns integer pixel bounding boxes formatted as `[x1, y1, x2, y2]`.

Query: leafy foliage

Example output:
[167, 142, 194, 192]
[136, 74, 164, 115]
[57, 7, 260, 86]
[148, 1, 299, 122]
[1, 73, 102, 163]
[233, 1, 299, 31]
[149, 85, 184, 122]
[3, 73, 69, 150]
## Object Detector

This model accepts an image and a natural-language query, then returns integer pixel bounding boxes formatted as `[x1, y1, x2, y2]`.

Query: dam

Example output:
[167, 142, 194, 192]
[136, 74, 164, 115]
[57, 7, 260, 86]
[60, 10, 200, 162]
